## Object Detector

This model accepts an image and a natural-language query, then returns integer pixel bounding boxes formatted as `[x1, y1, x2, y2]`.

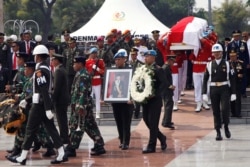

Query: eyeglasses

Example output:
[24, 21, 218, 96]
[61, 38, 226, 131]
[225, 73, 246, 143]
[242, 36, 247, 37]
[11, 45, 17, 47]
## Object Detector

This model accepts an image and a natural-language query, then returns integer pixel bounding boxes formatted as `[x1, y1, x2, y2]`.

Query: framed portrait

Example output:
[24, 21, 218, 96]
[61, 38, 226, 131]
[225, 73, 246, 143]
[103, 68, 133, 102]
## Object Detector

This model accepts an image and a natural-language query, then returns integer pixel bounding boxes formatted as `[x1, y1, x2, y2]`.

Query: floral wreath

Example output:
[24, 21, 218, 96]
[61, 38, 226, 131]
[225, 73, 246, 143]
[130, 65, 155, 103]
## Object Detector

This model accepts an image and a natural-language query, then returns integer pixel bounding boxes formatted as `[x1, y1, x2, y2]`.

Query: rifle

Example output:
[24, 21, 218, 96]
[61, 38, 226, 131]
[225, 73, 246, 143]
[102, 31, 136, 67]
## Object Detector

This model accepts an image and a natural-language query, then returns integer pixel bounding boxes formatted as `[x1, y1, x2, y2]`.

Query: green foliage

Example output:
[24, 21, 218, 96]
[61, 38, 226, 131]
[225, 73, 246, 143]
[213, 0, 250, 39]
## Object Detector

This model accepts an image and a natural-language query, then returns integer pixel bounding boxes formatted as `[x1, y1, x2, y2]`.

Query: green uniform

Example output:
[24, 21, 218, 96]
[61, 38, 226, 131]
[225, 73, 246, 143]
[68, 68, 104, 150]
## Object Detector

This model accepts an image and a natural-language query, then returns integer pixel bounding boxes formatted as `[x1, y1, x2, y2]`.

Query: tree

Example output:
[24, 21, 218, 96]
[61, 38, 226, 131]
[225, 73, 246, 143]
[213, 0, 250, 39]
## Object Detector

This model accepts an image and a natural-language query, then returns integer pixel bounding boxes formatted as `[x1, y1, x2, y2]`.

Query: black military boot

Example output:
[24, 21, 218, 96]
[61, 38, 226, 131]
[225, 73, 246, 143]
[64, 145, 76, 157]
[90, 144, 106, 156]
[224, 125, 231, 138]
[5, 147, 21, 158]
[216, 129, 223, 141]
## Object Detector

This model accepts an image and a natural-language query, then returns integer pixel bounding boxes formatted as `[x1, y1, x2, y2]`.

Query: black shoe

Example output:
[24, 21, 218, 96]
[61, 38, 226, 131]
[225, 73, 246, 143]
[65, 149, 76, 157]
[242, 94, 247, 98]
[225, 127, 231, 138]
[142, 147, 156, 154]
[6, 148, 21, 157]
[43, 148, 56, 157]
[6, 148, 14, 154]
[215, 130, 223, 141]
[160, 136, 167, 150]
[121, 144, 129, 150]
[90, 146, 106, 156]
[162, 124, 175, 130]
[50, 156, 68, 164]
[5, 156, 26, 165]
[32, 143, 41, 152]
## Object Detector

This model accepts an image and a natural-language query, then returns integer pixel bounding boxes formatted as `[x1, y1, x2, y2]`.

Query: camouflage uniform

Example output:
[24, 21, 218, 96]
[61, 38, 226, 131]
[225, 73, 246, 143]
[67, 68, 105, 156]
[10, 66, 26, 93]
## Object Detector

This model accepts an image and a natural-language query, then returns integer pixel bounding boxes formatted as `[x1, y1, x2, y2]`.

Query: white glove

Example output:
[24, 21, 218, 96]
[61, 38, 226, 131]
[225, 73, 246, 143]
[19, 99, 27, 108]
[230, 94, 236, 101]
[202, 94, 208, 102]
[92, 64, 100, 71]
[46, 110, 54, 120]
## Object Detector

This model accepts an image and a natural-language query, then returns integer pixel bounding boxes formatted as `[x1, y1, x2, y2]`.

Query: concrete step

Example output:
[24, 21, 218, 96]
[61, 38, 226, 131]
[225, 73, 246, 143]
[230, 117, 250, 124]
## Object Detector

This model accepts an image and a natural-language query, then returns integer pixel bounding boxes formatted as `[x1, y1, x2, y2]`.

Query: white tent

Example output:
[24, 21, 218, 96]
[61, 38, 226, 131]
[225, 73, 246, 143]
[70, 0, 169, 42]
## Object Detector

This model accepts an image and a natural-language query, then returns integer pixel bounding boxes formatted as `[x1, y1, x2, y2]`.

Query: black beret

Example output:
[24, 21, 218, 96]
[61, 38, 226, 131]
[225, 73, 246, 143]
[74, 56, 86, 63]
[24, 61, 36, 68]
[17, 52, 29, 59]
[0, 32, 5, 37]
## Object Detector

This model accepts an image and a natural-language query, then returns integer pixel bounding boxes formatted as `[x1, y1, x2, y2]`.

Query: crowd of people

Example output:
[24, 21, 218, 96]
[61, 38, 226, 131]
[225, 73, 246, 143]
[0, 27, 249, 165]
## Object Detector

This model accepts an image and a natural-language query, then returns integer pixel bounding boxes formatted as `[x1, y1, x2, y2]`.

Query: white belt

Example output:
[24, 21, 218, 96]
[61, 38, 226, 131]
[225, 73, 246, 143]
[193, 61, 207, 64]
[93, 76, 101, 79]
[210, 81, 228, 86]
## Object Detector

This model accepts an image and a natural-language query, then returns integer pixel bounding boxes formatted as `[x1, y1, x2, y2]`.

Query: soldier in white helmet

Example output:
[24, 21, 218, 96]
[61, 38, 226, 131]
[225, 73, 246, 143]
[202, 43, 236, 141]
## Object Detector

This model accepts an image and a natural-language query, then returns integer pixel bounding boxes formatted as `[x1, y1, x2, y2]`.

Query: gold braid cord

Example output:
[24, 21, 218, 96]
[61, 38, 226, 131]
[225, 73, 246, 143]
[0, 99, 16, 107]
[4, 113, 26, 135]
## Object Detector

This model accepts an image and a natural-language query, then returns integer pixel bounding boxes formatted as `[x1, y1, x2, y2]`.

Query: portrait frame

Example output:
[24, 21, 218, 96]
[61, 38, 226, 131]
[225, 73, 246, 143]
[103, 68, 133, 103]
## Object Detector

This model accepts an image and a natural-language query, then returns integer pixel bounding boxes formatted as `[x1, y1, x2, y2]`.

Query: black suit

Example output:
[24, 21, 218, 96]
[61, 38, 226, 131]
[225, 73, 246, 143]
[19, 40, 36, 61]
[53, 64, 70, 144]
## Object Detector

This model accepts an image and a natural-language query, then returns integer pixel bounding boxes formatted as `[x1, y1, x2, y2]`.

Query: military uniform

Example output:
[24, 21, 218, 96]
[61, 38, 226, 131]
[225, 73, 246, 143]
[161, 56, 175, 129]
[111, 50, 133, 150]
[229, 51, 245, 117]
[202, 44, 236, 141]
[59, 29, 70, 54]
[62, 38, 83, 95]
[21, 60, 64, 151]
[226, 30, 249, 97]
[129, 47, 144, 118]
[141, 50, 167, 154]
[66, 56, 105, 157]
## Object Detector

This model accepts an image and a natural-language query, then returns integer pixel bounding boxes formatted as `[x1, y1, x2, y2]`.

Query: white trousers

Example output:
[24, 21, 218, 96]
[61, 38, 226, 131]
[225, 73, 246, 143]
[91, 85, 101, 113]
[172, 73, 179, 102]
[178, 60, 188, 92]
[193, 72, 204, 102]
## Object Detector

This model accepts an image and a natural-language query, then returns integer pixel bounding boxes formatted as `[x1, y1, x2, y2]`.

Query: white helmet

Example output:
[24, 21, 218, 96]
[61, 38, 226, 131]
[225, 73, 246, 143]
[33, 45, 49, 55]
[35, 35, 42, 42]
[211, 44, 223, 52]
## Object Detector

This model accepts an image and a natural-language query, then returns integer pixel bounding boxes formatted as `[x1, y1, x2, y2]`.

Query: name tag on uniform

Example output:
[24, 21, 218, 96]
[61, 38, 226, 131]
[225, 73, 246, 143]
[32, 93, 40, 104]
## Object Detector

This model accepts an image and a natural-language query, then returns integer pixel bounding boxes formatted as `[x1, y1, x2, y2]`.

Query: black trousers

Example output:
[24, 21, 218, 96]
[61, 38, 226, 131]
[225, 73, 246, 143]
[55, 103, 69, 144]
[22, 104, 62, 150]
[112, 103, 133, 145]
[231, 82, 242, 117]
[162, 93, 174, 125]
[142, 96, 165, 148]
[210, 85, 230, 129]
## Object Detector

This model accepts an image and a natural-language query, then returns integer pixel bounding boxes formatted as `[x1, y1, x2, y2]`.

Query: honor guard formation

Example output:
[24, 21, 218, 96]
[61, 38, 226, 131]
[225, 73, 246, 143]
[0, 27, 249, 166]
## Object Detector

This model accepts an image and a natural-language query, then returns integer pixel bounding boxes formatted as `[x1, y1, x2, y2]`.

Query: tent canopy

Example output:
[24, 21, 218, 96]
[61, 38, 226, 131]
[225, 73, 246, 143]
[70, 0, 170, 42]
